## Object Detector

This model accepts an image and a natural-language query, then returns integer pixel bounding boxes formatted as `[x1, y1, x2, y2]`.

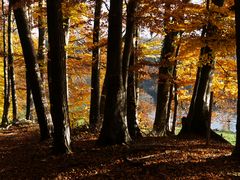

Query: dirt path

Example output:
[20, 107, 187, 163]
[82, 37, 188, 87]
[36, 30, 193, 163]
[0, 124, 239, 179]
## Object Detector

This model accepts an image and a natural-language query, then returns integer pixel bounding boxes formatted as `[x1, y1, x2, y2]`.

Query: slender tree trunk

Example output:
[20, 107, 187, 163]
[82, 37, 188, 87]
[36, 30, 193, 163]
[37, 0, 46, 80]
[127, 49, 142, 139]
[26, 83, 34, 120]
[26, 0, 46, 121]
[121, 0, 140, 139]
[99, 78, 106, 126]
[232, 0, 240, 157]
[47, 0, 71, 153]
[1, 0, 10, 127]
[167, 34, 182, 134]
[171, 40, 181, 134]
[90, 0, 102, 130]
[166, 81, 174, 131]
[12, 1, 51, 140]
[98, 0, 131, 145]
[7, 7, 18, 123]
[25, 2, 37, 121]
[63, 14, 70, 120]
[153, 31, 178, 136]
[122, 0, 138, 88]
[171, 83, 178, 134]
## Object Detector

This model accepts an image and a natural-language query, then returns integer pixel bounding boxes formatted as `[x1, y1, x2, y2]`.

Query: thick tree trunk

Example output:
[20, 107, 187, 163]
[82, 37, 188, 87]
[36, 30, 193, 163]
[232, 0, 240, 157]
[153, 32, 178, 136]
[179, 0, 224, 138]
[1, 0, 10, 127]
[47, 0, 71, 153]
[191, 46, 215, 134]
[90, 0, 102, 130]
[12, 2, 51, 140]
[187, 68, 201, 121]
[179, 45, 215, 136]
[8, 8, 18, 123]
[98, 0, 131, 145]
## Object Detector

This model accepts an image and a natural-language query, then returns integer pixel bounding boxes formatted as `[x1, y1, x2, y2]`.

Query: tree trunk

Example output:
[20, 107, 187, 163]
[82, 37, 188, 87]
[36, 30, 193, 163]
[26, 83, 34, 120]
[171, 84, 178, 134]
[8, 7, 18, 123]
[191, 46, 215, 134]
[90, 0, 102, 130]
[121, 0, 140, 139]
[26, 0, 46, 121]
[153, 32, 178, 136]
[99, 78, 106, 127]
[179, 0, 224, 138]
[12, 1, 51, 140]
[122, 0, 138, 88]
[37, 0, 46, 80]
[1, 0, 10, 127]
[47, 0, 71, 153]
[98, 0, 131, 145]
[232, 0, 240, 157]
[127, 50, 142, 139]
[167, 34, 182, 134]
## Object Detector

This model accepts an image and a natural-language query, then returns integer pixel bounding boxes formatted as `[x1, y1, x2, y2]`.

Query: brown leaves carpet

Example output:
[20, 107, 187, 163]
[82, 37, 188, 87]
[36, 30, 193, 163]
[0, 124, 240, 179]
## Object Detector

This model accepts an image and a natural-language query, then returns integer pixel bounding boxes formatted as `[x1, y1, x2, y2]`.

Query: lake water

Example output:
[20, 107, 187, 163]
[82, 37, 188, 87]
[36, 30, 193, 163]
[148, 111, 237, 133]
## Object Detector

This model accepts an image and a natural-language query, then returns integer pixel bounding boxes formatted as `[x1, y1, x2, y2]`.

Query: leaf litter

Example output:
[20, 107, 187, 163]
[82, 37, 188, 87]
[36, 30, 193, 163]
[0, 123, 240, 179]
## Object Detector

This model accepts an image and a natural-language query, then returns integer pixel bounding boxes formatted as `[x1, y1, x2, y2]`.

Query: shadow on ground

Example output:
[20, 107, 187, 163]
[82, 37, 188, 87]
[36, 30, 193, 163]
[0, 124, 239, 179]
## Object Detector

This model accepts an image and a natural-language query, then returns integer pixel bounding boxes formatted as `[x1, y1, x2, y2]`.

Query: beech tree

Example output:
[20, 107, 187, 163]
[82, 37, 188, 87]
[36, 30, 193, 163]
[179, 0, 224, 137]
[89, 0, 102, 130]
[1, 0, 10, 127]
[98, 0, 131, 145]
[153, 31, 178, 136]
[46, 0, 71, 153]
[122, 0, 141, 139]
[12, 0, 51, 140]
[127, 40, 142, 139]
[8, 5, 18, 123]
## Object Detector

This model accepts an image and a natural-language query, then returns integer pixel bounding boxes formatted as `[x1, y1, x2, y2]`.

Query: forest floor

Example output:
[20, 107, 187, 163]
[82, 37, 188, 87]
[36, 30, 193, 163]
[0, 123, 240, 179]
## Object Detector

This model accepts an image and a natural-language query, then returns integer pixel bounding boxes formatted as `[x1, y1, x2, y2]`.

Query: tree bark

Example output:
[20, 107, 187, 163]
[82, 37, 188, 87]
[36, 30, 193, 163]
[232, 0, 240, 157]
[46, 0, 71, 153]
[127, 49, 142, 139]
[37, 0, 46, 80]
[122, 0, 138, 89]
[90, 0, 102, 130]
[179, 0, 219, 136]
[191, 46, 215, 134]
[8, 7, 18, 123]
[98, 0, 131, 145]
[168, 35, 181, 134]
[121, 0, 140, 139]
[99, 78, 106, 127]
[1, 0, 10, 127]
[12, 1, 51, 140]
[153, 32, 178, 136]
[26, 83, 34, 120]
